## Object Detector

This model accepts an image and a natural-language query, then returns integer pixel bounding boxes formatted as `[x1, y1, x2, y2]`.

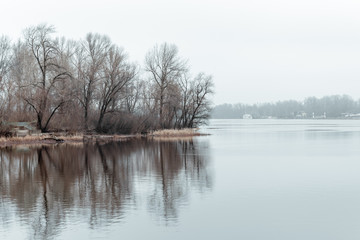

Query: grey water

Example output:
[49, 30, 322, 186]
[1, 119, 360, 240]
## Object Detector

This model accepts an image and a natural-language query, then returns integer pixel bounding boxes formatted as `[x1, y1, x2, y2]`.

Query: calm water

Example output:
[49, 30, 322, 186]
[1, 119, 360, 239]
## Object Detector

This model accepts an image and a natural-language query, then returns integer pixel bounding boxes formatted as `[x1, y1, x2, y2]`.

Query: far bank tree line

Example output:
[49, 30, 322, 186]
[212, 95, 360, 119]
[0, 24, 214, 133]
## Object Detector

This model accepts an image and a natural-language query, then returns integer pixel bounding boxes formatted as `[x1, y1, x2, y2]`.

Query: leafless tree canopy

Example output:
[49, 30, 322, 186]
[0, 24, 214, 133]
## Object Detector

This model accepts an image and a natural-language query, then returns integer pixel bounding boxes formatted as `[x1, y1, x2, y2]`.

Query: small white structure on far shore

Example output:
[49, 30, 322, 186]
[243, 114, 253, 119]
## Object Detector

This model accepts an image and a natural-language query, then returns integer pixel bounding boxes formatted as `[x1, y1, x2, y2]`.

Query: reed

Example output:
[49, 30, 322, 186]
[0, 135, 43, 142]
[150, 128, 201, 137]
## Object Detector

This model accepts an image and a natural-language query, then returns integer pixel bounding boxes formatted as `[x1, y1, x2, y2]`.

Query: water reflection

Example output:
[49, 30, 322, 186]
[0, 139, 212, 239]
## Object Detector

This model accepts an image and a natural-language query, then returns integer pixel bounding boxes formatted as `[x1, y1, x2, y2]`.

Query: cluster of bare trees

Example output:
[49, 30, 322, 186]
[145, 43, 214, 129]
[0, 24, 213, 133]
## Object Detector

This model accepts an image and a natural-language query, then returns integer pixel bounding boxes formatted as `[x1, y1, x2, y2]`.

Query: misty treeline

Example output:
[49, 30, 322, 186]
[0, 24, 214, 133]
[212, 95, 360, 119]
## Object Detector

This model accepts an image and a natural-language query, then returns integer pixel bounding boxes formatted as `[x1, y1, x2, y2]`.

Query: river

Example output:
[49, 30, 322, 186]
[1, 119, 360, 239]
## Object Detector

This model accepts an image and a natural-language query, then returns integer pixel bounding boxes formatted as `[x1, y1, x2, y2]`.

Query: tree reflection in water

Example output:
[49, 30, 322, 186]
[0, 139, 212, 239]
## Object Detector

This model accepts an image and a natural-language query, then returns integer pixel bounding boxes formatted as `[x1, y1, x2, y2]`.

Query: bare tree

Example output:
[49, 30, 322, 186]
[8, 41, 35, 121]
[96, 45, 137, 132]
[75, 33, 110, 131]
[123, 78, 143, 114]
[145, 43, 187, 128]
[186, 73, 214, 127]
[0, 36, 11, 119]
[175, 72, 192, 128]
[0, 35, 11, 84]
[50, 38, 78, 129]
[23, 24, 72, 132]
[162, 81, 182, 128]
[175, 73, 214, 128]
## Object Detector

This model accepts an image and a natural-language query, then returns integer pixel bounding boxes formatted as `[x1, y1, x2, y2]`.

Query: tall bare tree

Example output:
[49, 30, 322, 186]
[175, 73, 214, 128]
[0, 35, 11, 118]
[145, 43, 187, 128]
[0, 35, 11, 84]
[96, 45, 137, 131]
[186, 73, 214, 127]
[23, 24, 71, 132]
[75, 33, 110, 131]
[8, 41, 35, 120]
[175, 72, 192, 128]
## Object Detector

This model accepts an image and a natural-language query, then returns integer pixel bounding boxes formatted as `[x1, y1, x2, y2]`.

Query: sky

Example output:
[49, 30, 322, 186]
[1, 0, 360, 105]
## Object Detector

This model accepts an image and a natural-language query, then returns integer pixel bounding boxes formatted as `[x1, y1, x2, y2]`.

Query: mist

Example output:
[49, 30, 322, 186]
[1, 0, 360, 104]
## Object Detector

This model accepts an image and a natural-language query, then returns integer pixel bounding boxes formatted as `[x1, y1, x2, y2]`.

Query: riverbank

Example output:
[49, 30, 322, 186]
[0, 128, 206, 147]
[0, 134, 139, 147]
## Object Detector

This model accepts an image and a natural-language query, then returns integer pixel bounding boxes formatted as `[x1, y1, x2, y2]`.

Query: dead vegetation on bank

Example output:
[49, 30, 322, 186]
[149, 128, 202, 137]
[148, 129, 209, 141]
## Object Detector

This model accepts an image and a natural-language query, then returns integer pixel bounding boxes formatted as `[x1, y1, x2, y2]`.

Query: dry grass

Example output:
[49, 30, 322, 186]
[61, 135, 84, 141]
[0, 134, 85, 147]
[150, 128, 201, 137]
[0, 135, 43, 143]
[151, 136, 196, 142]
[83, 134, 140, 143]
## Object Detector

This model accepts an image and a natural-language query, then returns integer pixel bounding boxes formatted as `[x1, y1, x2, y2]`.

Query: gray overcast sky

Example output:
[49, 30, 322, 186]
[1, 0, 360, 104]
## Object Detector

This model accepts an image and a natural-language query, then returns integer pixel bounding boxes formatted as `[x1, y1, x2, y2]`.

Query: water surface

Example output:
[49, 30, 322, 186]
[1, 119, 360, 239]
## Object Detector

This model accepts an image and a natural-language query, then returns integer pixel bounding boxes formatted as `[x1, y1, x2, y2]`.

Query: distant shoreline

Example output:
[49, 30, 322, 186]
[211, 95, 360, 120]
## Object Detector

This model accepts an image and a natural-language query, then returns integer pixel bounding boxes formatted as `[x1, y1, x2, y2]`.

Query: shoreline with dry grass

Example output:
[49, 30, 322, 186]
[0, 129, 208, 147]
[147, 128, 209, 141]
[149, 128, 204, 137]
